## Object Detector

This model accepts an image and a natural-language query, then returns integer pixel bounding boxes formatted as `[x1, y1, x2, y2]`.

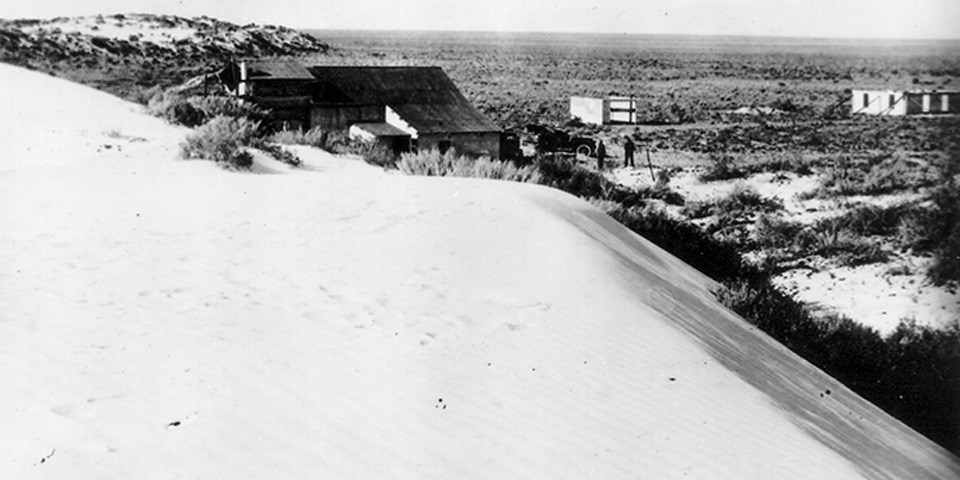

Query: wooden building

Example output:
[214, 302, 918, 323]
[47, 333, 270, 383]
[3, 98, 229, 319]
[217, 61, 501, 158]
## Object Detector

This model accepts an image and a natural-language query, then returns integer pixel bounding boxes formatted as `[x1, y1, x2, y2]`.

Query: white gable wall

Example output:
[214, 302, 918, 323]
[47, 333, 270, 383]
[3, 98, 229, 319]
[852, 90, 907, 115]
[570, 97, 607, 125]
[385, 106, 418, 139]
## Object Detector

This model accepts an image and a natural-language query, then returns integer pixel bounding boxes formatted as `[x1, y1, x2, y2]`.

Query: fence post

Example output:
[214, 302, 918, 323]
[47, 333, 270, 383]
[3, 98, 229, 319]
[646, 148, 655, 182]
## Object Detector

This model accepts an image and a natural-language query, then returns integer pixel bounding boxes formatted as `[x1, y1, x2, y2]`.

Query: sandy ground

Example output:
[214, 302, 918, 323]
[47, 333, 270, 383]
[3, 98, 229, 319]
[2, 63, 959, 479]
[612, 163, 960, 334]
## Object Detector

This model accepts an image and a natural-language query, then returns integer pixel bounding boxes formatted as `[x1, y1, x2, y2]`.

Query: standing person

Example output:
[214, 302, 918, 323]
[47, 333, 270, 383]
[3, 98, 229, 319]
[596, 139, 606, 171]
[623, 136, 636, 168]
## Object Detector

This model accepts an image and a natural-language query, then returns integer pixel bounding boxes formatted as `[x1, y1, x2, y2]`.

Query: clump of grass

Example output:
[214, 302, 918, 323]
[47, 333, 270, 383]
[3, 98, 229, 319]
[752, 210, 890, 267]
[684, 183, 783, 220]
[270, 127, 330, 149]
[149, 92, 206, 127]
[535, 155, 614, 198]
[179, 115, 259, 169]
[743, 151, 814, 176]
[148, 93, 268, 127]
[811, 153, 939, 197]
[126, 84, 164, 106]
[188, 95, 269, 122]
[699, 152, 748, 182]
[399, 149, 539, 182]
[344, 140, 398, 169]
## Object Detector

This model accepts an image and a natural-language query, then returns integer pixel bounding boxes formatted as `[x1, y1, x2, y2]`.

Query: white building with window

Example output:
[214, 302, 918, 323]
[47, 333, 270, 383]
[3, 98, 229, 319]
[852, 89, 959, 116]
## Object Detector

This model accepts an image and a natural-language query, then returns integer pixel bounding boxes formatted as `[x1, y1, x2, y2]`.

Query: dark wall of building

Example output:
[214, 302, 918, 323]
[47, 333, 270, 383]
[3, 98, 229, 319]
[905, 92, 960, 115]
[419, 133, 501, 159]
[310, 105, 384, 131]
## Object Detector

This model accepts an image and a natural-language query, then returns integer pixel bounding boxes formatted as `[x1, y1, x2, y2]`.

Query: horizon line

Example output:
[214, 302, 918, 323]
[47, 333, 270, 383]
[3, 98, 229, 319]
[297, 26, 960, 44]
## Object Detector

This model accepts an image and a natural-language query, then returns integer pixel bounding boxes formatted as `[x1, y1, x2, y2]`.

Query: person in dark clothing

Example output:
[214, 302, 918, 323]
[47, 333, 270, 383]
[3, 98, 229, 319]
[623, 137, 636, 168]
[596, 139, 606, 171]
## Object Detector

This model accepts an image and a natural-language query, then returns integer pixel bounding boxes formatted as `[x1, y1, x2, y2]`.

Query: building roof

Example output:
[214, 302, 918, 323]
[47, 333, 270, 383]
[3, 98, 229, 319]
[307, 66, 500, 134]
[216, 60, 315, 90]
[243, 60, 315, 80]
[351, 122, 411, 137]
[853, 88, 960, 95]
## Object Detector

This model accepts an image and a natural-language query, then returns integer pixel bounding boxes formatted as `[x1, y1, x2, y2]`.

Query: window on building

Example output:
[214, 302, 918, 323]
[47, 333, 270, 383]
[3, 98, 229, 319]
[863, 93, 869, 107]
[889, 94, 896, 107]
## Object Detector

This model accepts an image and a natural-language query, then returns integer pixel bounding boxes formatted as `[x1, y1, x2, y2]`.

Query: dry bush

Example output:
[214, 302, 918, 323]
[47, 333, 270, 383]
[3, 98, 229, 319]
[270, 127, 329, 149]
[148, 93, 268, 127]
[812, 154, 939, 197]
[399, 149, 539, 182]
[179, 115, 259, 169]
[699, 153, 748, 182]
[685, 183, 783, 220]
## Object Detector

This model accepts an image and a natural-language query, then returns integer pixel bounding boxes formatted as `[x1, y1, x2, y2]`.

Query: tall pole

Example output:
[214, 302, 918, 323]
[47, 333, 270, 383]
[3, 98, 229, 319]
[646, 148, 655, 183]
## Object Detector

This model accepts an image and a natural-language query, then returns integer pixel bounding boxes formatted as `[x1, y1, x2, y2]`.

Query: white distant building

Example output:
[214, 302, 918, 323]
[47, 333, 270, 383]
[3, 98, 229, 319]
[570, 96, 637, 125]
[852, 89, 959, 116]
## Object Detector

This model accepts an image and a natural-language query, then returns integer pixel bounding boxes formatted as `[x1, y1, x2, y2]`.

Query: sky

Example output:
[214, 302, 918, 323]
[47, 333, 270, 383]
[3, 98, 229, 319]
[1, 0, 959, 40]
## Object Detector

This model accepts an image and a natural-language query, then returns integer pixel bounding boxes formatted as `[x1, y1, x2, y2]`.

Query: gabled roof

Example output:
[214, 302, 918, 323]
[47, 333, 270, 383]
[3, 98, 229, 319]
[351, 122, 410, 137]
[244, 60, 315, 80]
[307, 66, 499, 134]
[217, 60, 315, 89]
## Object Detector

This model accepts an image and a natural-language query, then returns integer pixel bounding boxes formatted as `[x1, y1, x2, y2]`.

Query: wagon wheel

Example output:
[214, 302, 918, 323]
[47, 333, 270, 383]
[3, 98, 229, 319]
[576, 144, 593, 158]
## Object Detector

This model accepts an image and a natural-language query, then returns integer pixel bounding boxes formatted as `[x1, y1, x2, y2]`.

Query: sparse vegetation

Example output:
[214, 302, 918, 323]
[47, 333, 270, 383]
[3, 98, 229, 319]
[699, 153, 748, 182]
[179, 115, 258, 169]
[809, 153, 940, 197]
[399, 149, 540, 182]
[270, 127, 331, 149]
[148, 93, 269, 127]
[683, 184, 782, 220]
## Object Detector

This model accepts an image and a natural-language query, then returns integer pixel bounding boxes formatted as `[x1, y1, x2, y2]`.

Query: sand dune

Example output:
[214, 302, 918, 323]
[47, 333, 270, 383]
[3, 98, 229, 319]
[1, 63, 958, 479]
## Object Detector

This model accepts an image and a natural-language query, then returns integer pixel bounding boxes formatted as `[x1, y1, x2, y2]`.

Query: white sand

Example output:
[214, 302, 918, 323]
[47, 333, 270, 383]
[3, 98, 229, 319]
[20, 15, 196, 45]
[1, 63, 958, 479]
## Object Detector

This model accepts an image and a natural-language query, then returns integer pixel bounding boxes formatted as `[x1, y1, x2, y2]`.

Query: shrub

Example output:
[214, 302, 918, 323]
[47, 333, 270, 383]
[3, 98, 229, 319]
[599, 203, 751, 283]
[699, 153, 748, 182]
[752, 211, 889, 266]
[126, 84, 164, 105]
[684, 183, 783, 220]
[399, 149, 539, 182]
[247, 138, 301, 167]
[179, 115, 259, 169]
[188, 95, 269, 123]
[881, 320, 960, 453]
[744, 151, 814, 176]
[813, 153, 939, 197]
[148, 93, 268, 127]
[270, 127, 330, 149]
[149, 92, 205, 127]
[535, 154, 617, 199]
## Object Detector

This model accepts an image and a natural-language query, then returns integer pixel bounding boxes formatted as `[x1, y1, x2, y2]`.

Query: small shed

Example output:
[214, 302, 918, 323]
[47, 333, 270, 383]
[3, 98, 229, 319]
[852, 89, 960, 116]
[349, 122, 412, 156]
[570, 96, 637, 125]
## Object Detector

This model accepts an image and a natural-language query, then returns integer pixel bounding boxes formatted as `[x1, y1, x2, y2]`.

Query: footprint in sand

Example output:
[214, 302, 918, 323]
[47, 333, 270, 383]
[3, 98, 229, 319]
[51, 402, 96, 421]
[167, 411, 202, 430]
